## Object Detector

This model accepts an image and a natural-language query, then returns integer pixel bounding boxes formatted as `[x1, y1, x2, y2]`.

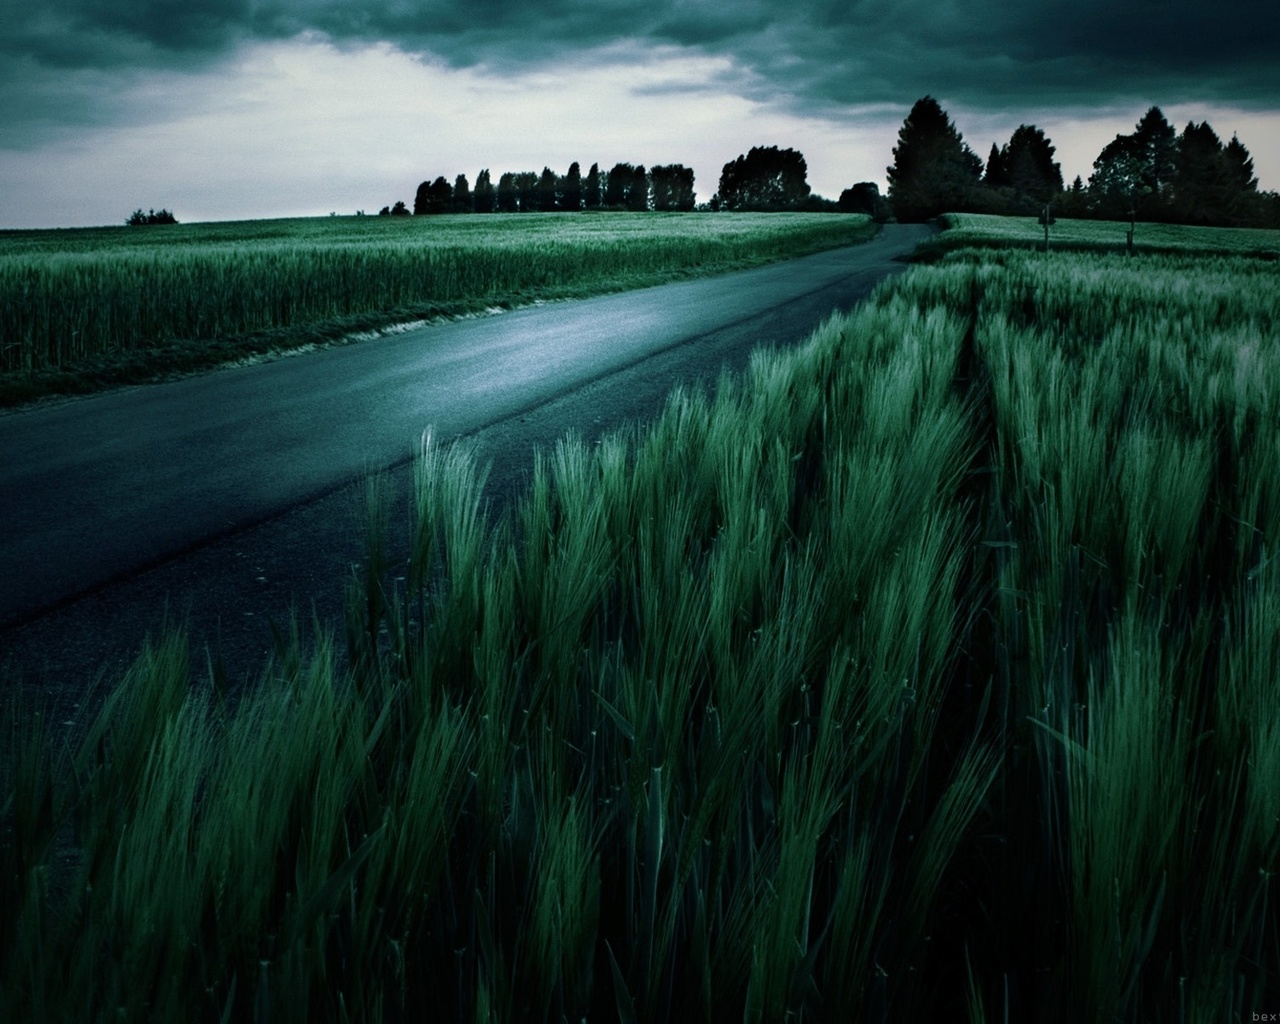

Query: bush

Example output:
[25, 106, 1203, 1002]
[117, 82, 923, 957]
[126, 208, 178, 226]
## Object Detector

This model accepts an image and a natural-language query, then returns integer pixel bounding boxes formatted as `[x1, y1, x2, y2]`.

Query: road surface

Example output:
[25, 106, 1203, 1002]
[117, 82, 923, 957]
[0, 223, 932, 700]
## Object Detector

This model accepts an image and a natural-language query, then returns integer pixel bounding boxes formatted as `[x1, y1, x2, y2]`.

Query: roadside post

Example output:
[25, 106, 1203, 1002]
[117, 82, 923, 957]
[1038, 202, 1055, 253]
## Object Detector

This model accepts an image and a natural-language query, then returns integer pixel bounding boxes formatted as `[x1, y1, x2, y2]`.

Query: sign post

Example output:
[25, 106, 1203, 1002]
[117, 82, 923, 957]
[1037, 202, 1056, 253]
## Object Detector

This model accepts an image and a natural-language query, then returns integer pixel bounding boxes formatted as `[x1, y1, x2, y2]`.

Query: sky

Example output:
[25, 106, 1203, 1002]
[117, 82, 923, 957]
[1, 0, 1277, 229]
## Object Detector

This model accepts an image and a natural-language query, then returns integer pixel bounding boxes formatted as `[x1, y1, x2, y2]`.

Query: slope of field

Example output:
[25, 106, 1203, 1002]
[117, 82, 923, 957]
[0, 212, 875, 405]
[5, 241, 1276, 1020]
[916, 210, 1280, 260]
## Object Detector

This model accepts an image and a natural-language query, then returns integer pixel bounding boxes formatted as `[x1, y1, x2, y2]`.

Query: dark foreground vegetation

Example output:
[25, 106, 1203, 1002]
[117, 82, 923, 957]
[4, 237, 1277, 1021]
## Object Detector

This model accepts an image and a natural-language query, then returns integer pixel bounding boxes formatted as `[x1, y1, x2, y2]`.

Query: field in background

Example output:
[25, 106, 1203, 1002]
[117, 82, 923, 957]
[5, 235, 1277, 1021]
[0, 212, 876, 405]
[917, 211, 1280, 260]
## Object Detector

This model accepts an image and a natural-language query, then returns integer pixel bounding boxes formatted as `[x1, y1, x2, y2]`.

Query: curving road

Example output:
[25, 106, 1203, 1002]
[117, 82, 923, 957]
[1, 223, 932, 695]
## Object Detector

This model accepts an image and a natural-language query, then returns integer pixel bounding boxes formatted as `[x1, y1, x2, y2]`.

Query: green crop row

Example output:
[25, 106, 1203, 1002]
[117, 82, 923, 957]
[0, 213, 876, 378]
[3, 247, 1277, 1021]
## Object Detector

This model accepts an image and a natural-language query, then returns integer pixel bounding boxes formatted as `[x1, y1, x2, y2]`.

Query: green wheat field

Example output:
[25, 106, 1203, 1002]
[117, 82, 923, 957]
[0, 212, 876, 405]
[3, 217, 1279, 1021]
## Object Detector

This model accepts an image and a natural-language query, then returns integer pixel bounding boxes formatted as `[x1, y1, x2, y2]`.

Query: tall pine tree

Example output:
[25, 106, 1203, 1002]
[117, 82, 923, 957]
[473, 169, 495, 213]
[561, 162, 583, 211]
[1173, 121, 1231, 224]
[584, 163, 601, 209]
[886, 97, 983, 221]
[537, 167, 559, 212]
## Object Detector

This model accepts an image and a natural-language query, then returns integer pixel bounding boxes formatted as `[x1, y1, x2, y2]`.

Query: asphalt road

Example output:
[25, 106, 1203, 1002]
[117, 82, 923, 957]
[0, 222, 933, 704]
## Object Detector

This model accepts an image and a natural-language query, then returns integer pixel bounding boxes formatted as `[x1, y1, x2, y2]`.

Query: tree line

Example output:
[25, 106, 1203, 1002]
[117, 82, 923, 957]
[126, 208, 178, 226]
[400, 161, 696, 216]
[886, 96, 1278, 227]
[390, 146, 854, 217]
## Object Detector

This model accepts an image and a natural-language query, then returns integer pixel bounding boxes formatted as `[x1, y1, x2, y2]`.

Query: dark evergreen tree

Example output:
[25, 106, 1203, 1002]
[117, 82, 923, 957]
[496, 172, 518, 213]
[473, 169, 496, 213]
[561, 162, 583, 212]
[717, 146, 811, 210]
[1132, 107, 1178, 203]
[1173, 121, 1232, 224]
[452, 173, 472, 213]
[1057, 174, 1088, 217]
[984, 143, 1009, 188]
[1004, 124, 1063, 205]
[628, 165, 650, 211]
[1224, 135, 1258, 193]
[886, 97, 983, 221]
[584, 163, 601, 209]
[1221, 135, 1264, 226]
[537, 167, 559, 212]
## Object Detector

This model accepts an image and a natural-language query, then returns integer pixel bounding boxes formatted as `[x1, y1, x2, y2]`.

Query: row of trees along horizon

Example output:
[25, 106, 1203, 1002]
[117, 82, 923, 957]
[121, 98, 1274, 229]
[383, 147, 819, 218]
[888, 96, 1277, 228]
[376, 99, 1276, 229]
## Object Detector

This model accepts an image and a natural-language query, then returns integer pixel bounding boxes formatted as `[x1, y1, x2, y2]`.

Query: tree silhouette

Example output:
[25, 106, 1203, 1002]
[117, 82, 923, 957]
[1172, 121, 1233, 224]
[414, 176, 453, 215]
[584, 163, 602, 209]
[1087, 107, 1178, 220]
[496, 173, 518, 213]
[604, 163, 649, 209]
[452, 174, 472, 213]
[561, 162, 583, 212]
[1088, 135, 1147, 219]
[650, 164, 696, 211]
[837, 182, 890, 221]
[1057, 174, 1088, 217]
[886, 97, 983, 221]
[514, 172, 539, 212]
[1004, 125, 1063, 205]
[717, 146, 810, 211]
[603, 163, 630, 207]
[127, 208, 178, 225]
[1132, 107, 1178, 203]
[473, 169, 496, 213]
[537, 167, 559, 212]
[629, 166, 649, 211]
[1223, 135, 1258, 194]
[984, 143, 1008, 188]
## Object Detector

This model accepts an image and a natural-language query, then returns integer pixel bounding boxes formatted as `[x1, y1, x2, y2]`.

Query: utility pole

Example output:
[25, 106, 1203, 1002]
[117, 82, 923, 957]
[1038, 201, 1055, 253]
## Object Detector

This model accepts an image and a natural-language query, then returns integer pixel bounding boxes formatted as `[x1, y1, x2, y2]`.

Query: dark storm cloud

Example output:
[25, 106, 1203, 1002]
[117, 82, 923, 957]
[3, 0, 1277, 145]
